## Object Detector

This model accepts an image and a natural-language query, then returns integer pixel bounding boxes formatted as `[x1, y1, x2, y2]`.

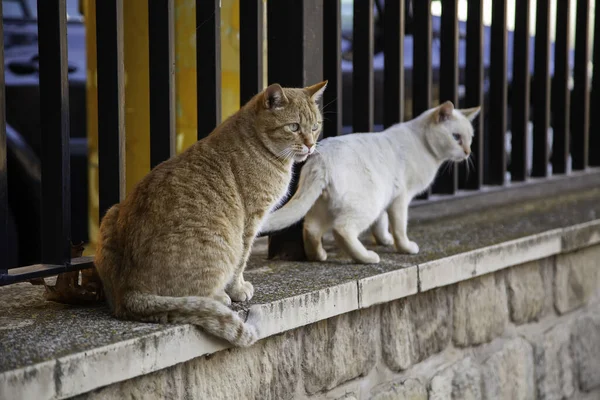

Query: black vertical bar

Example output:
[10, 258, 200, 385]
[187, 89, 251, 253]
[413, 0, 432, 199]
[510, 0, 531, 181]
[532, 0, 551, 177]
[267, 1, 323, 87]
[149, 0, 176, 168]
[551, 0, 571, 174]
[97, 0, 126, 218]
[590, 0, 600, 166]
[0, 4, 7, 273]
[487, 0, 507, 185]
[353, 0, 374, 132]
[239, 0, 264, 107]
[571, 0, 591, 170]
[267, 0, 324, 260]
[37, 0, 71, 264]
[461, 0, 484, 189]
[433, 0, 459, 194]
[412, 0, 432, 118]
[197, 0, 221, 139]
[383, 0, 404, 128]
[323, 0, 342, 137]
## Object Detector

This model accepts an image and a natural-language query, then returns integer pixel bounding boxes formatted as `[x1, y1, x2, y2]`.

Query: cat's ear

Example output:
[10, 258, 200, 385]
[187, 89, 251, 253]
[434, 101, 455, 123]
[459, 106, 481, 122]
[263, 83, 288, 109]
[304, 80, 328, 102]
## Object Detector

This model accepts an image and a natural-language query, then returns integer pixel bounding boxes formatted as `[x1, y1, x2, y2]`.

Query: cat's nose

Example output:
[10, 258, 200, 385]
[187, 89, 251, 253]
[464, 148, 471, 156]
[302, 144, 315, 155]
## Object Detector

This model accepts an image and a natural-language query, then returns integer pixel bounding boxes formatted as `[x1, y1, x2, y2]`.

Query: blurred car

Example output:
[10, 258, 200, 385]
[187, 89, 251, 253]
[3, 0, 88, 267]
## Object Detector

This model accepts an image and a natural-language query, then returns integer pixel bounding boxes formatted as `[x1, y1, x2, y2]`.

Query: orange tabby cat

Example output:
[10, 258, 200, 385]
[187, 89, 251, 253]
[95, 82, 327, 346]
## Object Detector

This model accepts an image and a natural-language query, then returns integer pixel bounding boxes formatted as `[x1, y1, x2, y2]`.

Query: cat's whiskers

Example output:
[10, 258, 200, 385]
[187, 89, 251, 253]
[440, 160, 452, 176]
[275, 147, 295, 162]
[468, 156, 475, 178]
[320, 97, 338, 113]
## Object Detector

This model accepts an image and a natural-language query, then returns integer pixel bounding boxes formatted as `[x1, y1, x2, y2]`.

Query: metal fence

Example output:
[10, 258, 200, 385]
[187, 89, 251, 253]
[1, 0, 599, 285]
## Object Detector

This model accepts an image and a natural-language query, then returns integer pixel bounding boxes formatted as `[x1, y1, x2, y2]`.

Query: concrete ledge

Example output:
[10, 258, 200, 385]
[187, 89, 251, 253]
[0, 325, 228, 400]
[358, 267, 418, 308]
[248, 281, 358, 339]
[2, 186, 600, 399]
[418, 228, 563, 292]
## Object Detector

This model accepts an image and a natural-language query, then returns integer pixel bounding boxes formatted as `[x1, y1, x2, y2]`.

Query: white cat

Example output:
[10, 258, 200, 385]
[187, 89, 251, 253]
[261, 101, 481, 264]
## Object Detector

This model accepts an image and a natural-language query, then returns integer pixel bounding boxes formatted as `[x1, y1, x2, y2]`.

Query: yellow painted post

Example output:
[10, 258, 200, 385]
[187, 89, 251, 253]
[174, 0, 241, 153]
[82, 0, 98, 256]
[173, 0, 198, 153]
[82, 0, 152, 253]
[220, 0, 241, 121]
[122, 1, 151, 194]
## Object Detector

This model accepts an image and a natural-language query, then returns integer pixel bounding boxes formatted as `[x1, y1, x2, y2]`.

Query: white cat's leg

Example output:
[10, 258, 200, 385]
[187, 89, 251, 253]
[332, 217, 380, 264]
[387, 195, 419, 254]
[303, 212, 329, 261]
[371, 212, 394, 246]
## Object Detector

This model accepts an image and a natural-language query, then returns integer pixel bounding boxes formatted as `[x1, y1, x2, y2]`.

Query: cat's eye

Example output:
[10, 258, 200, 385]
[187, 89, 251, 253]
[452, 133, 462, 144]
[312, 123, 319, 131]
[288, 123, 300, 132]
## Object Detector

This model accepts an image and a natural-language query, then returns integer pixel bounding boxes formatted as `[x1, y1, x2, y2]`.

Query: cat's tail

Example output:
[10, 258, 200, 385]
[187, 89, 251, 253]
[122, 292, 258, 347]
[261, 157, 326, 233]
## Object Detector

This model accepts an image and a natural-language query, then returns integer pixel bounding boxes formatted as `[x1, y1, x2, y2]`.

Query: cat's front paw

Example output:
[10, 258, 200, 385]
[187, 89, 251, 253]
[354, 250, 380, 264]
[375, 233, 394, 246]
[398, 240, 419, 254]
[306, 247, 328, 261]
[228, 280, 255, 302]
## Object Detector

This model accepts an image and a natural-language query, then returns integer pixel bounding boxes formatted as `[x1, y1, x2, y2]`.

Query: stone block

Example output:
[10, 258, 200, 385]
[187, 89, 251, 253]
[75, 366, 185, 400]
[79, 330, 301, 400]
[506, 260, 546, 324]
[481, 338, 535, 400]
[571, 314, 600, 392]
[302, 308, 378, 395]
[539, 257, 556, 315]
[370, 378, 427, 400]
[530, 324, 574, 400]
[381, 288, 451, 371]
[554, 245, 600, 314]
[453, 273, 508, 346]
[428, 357, 482, 400]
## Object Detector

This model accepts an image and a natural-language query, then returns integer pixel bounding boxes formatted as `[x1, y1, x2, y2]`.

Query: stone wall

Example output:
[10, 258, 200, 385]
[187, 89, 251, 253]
[78, 245, 600, 400]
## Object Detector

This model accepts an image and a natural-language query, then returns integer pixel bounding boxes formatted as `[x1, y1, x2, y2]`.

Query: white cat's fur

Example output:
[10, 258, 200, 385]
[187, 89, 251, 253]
[261, 101, 481, 264]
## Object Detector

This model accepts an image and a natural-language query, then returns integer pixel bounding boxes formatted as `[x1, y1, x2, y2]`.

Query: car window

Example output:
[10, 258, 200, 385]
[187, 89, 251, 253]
[66, 0, 83, 20]
[2, 0, 26, 19]
[340, 0, 381, 37]
[22, 0, 83, 20]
